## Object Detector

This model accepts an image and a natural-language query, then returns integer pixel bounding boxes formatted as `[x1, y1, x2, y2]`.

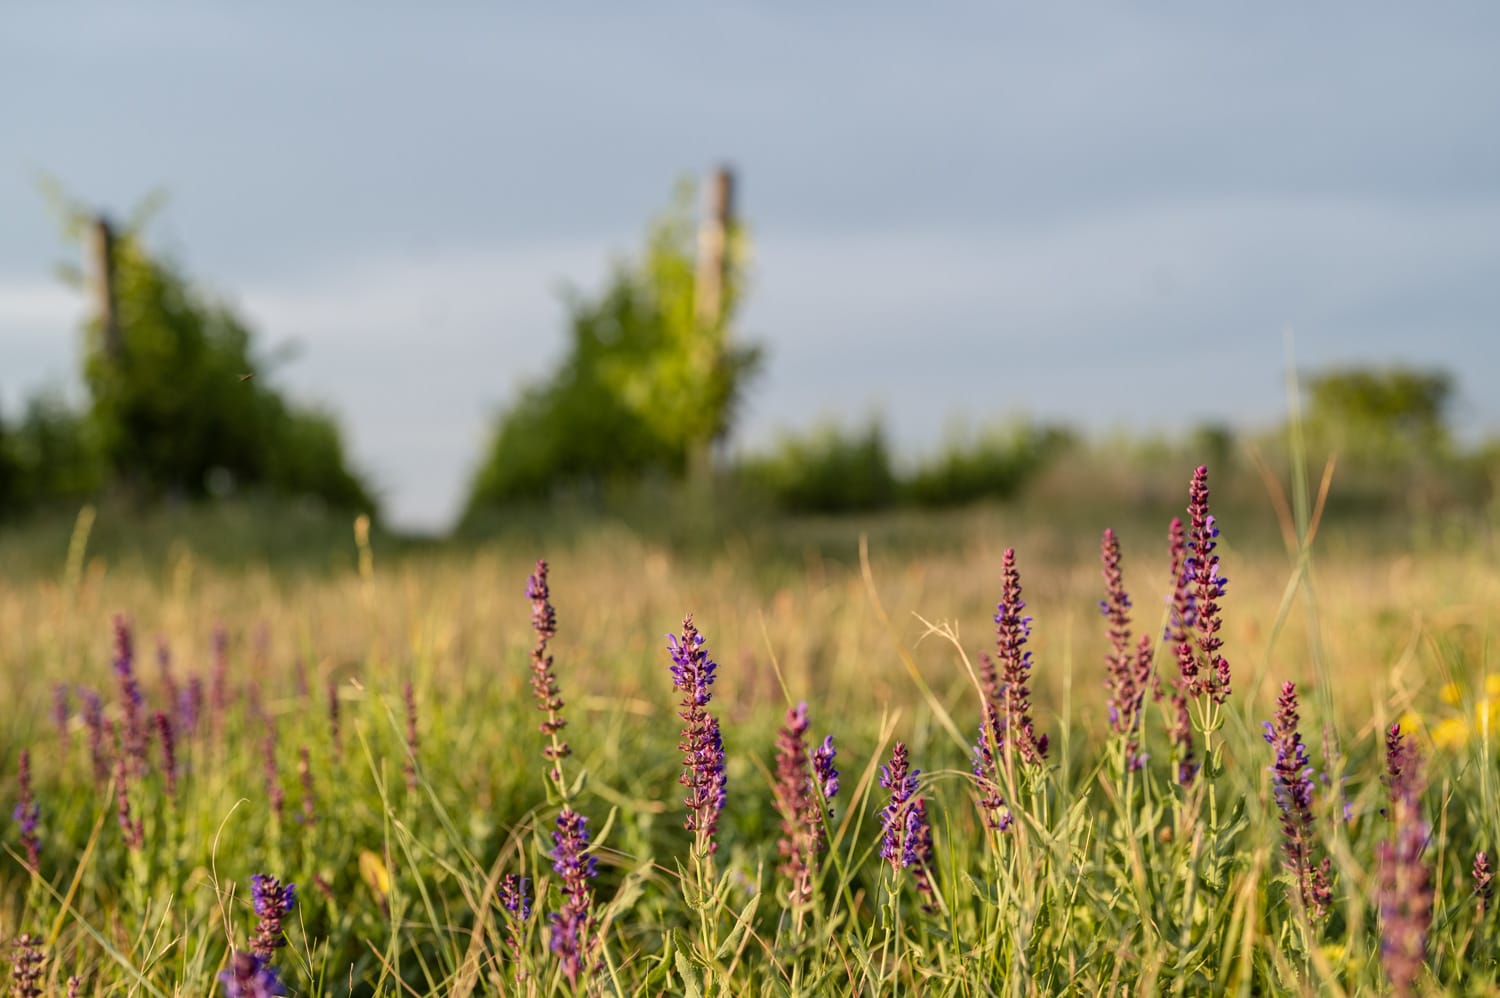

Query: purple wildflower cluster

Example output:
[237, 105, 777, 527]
[499, 873, 531, 979]
[13, 749, 40, 869]
[526, 560, 571, 785]
[973, 548, 1046, 830]
[880, 742, 937, 909]
[402, 678, 420, 794]
[250, 873, 296, 958]
[1100, 529, 1155, 771]
[218, 951, 285, 998]
[993, 548, 1048, 766]
[1176, 467, 1230, 704]
[1474, 852, 1494, 918]
[9, 933, 44, 998]
[113, 616, 148, 775]
[667, 616, 728, 853]
[1262, 683, 1332, 920]
[549, 806, 598, 988]
[1377, 724, 1432, 998]
[1164, 518, 1197, 785]
[773, 702, 840, 905]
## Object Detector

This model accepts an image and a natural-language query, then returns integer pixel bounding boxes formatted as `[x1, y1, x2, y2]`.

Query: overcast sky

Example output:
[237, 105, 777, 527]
[3, 5, 1497, 529]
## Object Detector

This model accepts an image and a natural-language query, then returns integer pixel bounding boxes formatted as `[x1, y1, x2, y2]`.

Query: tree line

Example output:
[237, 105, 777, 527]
[2, 182, 1494, 528]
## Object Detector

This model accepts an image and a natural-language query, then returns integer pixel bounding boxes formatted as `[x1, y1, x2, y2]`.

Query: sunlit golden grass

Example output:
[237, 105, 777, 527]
[2, 491, 1498, 993]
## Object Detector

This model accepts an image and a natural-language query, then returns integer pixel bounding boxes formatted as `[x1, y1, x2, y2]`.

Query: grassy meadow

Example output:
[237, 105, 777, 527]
[2, 467, 1499, 995]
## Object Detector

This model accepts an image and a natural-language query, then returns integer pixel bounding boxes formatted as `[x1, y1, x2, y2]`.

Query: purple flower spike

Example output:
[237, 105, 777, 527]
[527, 560, 571, 782]
[403, 679, 420, 794]
[499, 872, 531, 981]
[154, 712, 178, 801]
[10, 933, 45, 998]
[1474, 851, 1494, 918]
[326, 680, 341, 759]
[879, 742, 938, 909]
[773, 703, 838, 906]
[113, 742, 143, 852]
[1177, 467, 1231, 704]
[500, 873, 532, 921]
[260, 707, 283, 824]
[972, 703, 1012, 831]
[1377, 725, 1431, 998]
[879, 742, 921, 868]
[1100, 529, 1155, 770]
[13, 748, 40, 869]
[993, 548, 1047, 765]
[1164, 517, 1197, 785]
[1262, 683, 1332, 921]
[81, 689, 108, 785]
[51, 685, 71, 749]
[812, 735, 839, 802]
[112, 615, 148, 774]
[250, 874, 296, 959]
[297, 746, 317, 826]
[218, 951, 286, 997]
[549, 806, 597, 987]
[668, 616, 727, 853]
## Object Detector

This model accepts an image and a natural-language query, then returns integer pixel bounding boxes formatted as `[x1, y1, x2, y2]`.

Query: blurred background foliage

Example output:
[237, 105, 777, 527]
[0, 188, 375, 519]
[463, 181, 762, 514]
[5, 179, 1500, 547]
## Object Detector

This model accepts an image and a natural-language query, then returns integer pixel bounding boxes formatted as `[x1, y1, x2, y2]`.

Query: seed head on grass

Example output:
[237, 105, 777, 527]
[668, 616, 727, 853]
[1262, 682, 1332, 921]
[218, 951, 285, 998]
[549, 807, 597, 987]
[773, 702, 839, 905]
[526, 561, 571, 784]
[250, 874, 296, 959]
[13, 749, 40, 869]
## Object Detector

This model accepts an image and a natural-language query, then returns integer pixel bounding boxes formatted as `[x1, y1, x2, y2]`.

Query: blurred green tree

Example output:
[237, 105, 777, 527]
[1303, 367, 1454, 462]
[465, 180, 763, 512]
[38, 186, 376, 512]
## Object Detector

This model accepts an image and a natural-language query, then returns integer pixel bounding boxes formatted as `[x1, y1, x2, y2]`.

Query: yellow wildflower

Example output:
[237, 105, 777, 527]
[1475, 698, 1500, 735]
[1440, 681, 1463, 705]
[1431, 716, 1470, 750]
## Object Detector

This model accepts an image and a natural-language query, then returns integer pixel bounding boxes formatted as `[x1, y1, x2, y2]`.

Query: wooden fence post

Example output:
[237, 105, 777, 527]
[694, 165, 735, 330]
[85, 214, 122, 362]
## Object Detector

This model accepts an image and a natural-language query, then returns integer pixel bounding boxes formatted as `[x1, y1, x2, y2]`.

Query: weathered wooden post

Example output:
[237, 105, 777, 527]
[694, 165, 735, 331]
[85, 214, 122, 362]
[689, 166, 736, 485]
